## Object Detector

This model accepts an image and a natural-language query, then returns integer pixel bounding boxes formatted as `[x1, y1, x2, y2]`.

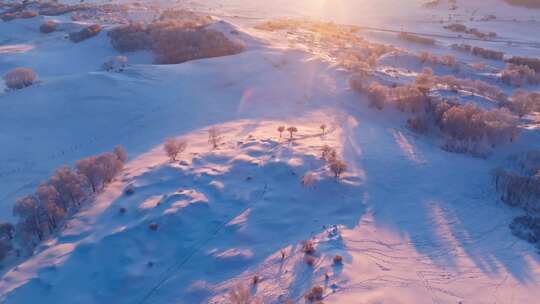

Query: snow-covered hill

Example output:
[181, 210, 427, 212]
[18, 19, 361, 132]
[1, 0, 540, 303]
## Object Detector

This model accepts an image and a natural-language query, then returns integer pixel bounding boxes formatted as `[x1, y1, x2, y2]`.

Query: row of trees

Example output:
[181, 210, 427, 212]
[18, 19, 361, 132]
[451, 44, 505, 61]
[0, 146, 127, 259]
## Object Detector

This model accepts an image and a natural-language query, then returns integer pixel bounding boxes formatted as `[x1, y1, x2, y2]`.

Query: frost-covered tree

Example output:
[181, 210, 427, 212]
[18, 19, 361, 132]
[50, 166, 86, 210]
[76, 156, 103, 193]
[13, 195, 47, 242]
[164, 138, 187, 161]
[3, 67, 37, 90]
[113, 145, 128, 163]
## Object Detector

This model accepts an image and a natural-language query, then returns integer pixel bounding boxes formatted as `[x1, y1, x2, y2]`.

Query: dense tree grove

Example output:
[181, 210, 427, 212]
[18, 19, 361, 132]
[0, 146, 128, 260]
[108, 10, 244, 64]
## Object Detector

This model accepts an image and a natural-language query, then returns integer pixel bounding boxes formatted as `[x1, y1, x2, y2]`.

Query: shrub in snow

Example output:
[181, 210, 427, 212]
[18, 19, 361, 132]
[330, 159, 347, 179]
[124, 184, 135, 196]
[305, 286, 324, 302]
[228, 284, 261, 304]
[40, 20, 57, 34]
[102, 56, 128, 72]
[20, 11, 37, 19]
[0, 12, 17, 21]
[302, 240, 316, 254]
[148, 223, 159, 231]
[286, 126, 298, 140]
[69, 24, 101, 43]
[304, 255, 316, 266]
[501, 64, 539, 87]
[333, 254, 343, 265]
[119, 207, 127, 214]
[164, 138, 187, 161]
[108, 22, 151, 52]
[3, 67, 37, 90]
[301, 172, 317, 188]
[398, 32, 436, 45]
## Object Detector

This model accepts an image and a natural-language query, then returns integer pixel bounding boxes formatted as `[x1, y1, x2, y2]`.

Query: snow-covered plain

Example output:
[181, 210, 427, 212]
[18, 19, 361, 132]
[1, 0, 540, 303]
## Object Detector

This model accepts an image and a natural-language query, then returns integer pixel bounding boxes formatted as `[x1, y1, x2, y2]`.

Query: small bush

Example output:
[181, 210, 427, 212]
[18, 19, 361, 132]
[69, 24, 101, 43]
[20, 11, 37, 19]
[509, 216, 540, 244]
[305, 286, 324, 302]
[3, 67, 37, 90]
[471, 47, 504, 61]
[329, 159, 347, 179]
[304, 255, 316, 266]
[228, 284, 261, 304]
[40, 20, 58, 34]
[148, 223, 159, 231]
[302, 240, 316, 254]
[333, 255, 343, 265]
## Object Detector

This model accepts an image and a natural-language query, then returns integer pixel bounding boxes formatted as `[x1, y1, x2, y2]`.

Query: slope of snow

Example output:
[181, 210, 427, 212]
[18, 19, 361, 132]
[1, 0, 540, 303]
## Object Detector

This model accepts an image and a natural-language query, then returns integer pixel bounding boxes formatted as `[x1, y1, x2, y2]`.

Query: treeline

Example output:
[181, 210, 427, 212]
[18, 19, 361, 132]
[451, 44, 505, 61]
[0, 146, 127, 260]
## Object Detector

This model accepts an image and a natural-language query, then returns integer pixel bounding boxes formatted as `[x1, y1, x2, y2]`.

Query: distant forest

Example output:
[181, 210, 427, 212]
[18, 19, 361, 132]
[504, 0, 540, 8]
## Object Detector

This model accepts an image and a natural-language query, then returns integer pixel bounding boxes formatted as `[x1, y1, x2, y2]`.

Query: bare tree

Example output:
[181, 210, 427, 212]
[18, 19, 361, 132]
[286, 126, 298, 140]
[113, 145, 128, 163]
[277, 126, 285, 139]
[164, 138, 187, 161]
[208, 127, 221, 149]
[320, 124, 327, 135]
